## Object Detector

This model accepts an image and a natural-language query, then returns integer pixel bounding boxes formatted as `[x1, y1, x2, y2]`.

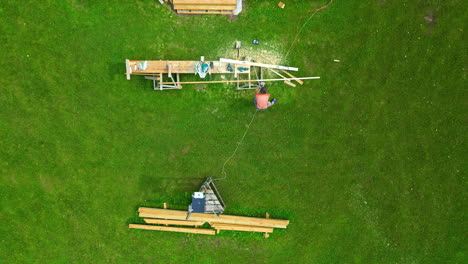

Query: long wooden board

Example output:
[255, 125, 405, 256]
[173, 0, 236, 4]
[138, 208, 289, 228]
[211, 223, 274, 233]
[129, 224, 215, 235]
[143, 218, 205, 226]
[177, 10, 234, 15]
[174, 4, 236, 10]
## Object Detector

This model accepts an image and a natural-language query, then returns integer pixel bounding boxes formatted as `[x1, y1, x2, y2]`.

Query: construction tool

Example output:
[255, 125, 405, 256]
[235, 41, 242, 58]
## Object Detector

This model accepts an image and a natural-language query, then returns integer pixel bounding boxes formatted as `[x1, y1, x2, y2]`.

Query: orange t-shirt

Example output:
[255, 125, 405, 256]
[256, 93, 270, 109]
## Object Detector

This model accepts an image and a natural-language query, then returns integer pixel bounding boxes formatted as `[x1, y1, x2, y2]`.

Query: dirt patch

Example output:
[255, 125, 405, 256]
[39, 174, 55, 193]
[424, 13, 436, 26]
[227, 15, 238, 21]
[182, 146, 191, 154]
[71, 0, 86, 10]
[195, 84, 207, 92]
[168, 153, 176, 161]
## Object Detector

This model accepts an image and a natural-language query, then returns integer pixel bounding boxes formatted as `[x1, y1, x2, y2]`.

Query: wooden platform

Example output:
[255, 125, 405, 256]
[124, 58, 314, 91]
[172, 0, 237, 15]
[127, 60, 249, 75]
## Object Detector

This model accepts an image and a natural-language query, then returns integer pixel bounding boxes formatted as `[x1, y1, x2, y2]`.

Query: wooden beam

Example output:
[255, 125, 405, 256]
[267, 68, 296, 87]
[177, 10, 234, 15]
[220, 58, 298, 71]
[174, 4, 236, 10]
[213, 223, 274, 233]
[284, 81, 296, 87]
[264, 212, 270, 238]
[143, 219, 205, 226]
[158, 76, 320, 85]
[281, 70, 304, 85]
[129, 224, 215, 235]
[173, 0, 236, 4]
[138, 208, 289, 228]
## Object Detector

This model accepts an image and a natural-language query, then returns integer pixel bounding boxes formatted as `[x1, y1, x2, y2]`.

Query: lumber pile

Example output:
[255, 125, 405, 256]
[129, 207, 289, 237]
[171, 0, 237, 15]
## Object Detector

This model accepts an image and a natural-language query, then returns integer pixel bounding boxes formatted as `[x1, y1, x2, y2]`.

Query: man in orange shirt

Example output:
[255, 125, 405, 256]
[254, 83, 276, 110]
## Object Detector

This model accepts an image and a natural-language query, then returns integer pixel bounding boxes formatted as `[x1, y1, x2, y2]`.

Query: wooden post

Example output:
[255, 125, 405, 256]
[264, 212, 270, 238]
[163, 202, 168, 226]
[125, 59, 131, 80]
[176, 73, 182, 89]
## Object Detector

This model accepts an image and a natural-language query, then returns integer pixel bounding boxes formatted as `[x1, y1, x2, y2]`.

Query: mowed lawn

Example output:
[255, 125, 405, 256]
[0, 0, 465, 263]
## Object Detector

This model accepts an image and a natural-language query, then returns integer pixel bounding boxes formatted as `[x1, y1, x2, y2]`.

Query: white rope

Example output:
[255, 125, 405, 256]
[213, 110, 259, 181]
[283, 0, 334, 60]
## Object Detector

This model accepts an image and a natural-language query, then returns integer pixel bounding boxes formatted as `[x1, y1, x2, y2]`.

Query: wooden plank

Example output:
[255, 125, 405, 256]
[158, 76, 320, 85]
[138, 208, 289, 228]
[173, 0, 236, 4]
[281, 70, 304, 85]
[174, 4, 236, 10]
[129, 224, 215, 235]
[128, 60, 196, 74]
[267, 68, 296, 87]
[220, 58, 299, 71]
[143, 219, 205, 226]
[268, 68, 288, 79]
[177, 10, 234, 15]
[213, 223, 274, 233]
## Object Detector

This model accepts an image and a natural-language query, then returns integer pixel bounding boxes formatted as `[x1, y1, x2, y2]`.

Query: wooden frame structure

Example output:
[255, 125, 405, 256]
[125, 57, 319, 91]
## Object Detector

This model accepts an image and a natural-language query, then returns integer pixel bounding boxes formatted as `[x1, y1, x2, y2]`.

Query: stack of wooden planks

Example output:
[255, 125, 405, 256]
[129, 207, 289, 237]
[171, 0, 237, 15]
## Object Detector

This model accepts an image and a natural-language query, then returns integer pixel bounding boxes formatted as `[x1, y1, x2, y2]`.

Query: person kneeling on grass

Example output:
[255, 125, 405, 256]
[254, 82, 276, 110]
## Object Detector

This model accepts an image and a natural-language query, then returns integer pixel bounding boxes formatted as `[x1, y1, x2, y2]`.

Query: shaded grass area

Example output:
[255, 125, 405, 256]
[0, 0, 466, 263]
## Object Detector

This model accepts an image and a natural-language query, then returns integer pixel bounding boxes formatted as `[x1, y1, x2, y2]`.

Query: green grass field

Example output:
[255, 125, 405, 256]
[0, 0, 466, 263]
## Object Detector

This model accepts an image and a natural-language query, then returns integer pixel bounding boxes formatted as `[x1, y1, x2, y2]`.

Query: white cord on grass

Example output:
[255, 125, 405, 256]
[213, 110, 259, 181]
[283, 0, 334, 60]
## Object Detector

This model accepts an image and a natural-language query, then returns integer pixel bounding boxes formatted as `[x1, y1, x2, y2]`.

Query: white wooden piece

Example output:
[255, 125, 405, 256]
[220, 58, 299, 71]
